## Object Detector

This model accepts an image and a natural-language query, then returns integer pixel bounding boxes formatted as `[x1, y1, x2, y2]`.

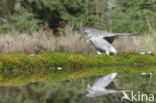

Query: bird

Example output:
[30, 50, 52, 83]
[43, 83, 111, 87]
[81, 27, 134, 55]
[86, 72, 130, 97]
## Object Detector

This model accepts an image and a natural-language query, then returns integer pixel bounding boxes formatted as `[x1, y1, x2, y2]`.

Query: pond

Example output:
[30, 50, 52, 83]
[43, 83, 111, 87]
[0, 66, 155, 103]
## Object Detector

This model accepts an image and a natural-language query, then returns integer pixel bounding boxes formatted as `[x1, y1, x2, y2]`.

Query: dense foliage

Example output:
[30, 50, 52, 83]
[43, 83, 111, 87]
[0, 0, 155, 33]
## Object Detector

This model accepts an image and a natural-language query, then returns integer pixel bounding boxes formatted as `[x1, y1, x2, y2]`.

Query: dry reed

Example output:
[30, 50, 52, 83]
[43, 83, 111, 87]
[0, 25, 155, 54]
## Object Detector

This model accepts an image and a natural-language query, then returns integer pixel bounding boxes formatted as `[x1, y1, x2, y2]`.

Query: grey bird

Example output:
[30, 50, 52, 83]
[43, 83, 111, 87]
[86, 72, 129, 97]
[81, 27, 134, 55]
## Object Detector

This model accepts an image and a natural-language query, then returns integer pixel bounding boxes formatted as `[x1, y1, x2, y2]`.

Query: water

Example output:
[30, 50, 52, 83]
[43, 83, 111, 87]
[0, 68, 155, 103]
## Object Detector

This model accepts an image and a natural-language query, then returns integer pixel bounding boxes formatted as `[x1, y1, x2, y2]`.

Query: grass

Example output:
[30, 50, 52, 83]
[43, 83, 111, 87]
[113, 27, 156, 53]
[0, 52, 156, 70]
[0, 52, 156, 86]
[0, 25, 156, 87]
[0, 25, 156, 54]
[0, 26, 95, 54]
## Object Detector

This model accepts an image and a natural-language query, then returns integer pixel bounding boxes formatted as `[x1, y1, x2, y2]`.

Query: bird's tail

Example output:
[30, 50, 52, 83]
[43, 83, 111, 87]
[117, 32, 137, 36]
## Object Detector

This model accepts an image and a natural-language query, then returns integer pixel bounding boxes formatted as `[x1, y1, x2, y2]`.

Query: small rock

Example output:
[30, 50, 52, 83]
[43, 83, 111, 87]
[149, 72, 152, 75]
[140, 52, 145, 55]
[57, 67, 62, 70]
[148, 51, 154, 56]
[148, 51, 152, 54]
[31, 80, 36, 83]
[141, 72, 152, 78]
[141, 72, 146, 75]
[30, 54, 35, 56]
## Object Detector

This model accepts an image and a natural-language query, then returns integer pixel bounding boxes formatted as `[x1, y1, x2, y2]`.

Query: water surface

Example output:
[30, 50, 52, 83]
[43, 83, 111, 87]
[0, 67, 155, 103]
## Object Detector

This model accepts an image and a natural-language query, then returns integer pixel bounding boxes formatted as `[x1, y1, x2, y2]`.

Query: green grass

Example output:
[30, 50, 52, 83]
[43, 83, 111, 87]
[0, 52, 156, 86]
[0, 52, 156, 70]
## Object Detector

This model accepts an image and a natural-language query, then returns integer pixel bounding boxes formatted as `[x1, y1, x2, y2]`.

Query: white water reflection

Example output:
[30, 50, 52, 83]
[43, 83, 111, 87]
[86, 72, 130, 97]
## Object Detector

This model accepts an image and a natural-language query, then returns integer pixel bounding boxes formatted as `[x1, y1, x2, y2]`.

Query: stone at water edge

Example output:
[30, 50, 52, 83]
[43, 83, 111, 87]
[57, 67, 62, 70]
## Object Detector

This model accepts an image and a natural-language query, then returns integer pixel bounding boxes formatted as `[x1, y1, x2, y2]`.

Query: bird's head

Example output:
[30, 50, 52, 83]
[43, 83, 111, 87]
[86, 35, 92, 42]
[80, 27, 92, 33]
[80, 27, 93, 42]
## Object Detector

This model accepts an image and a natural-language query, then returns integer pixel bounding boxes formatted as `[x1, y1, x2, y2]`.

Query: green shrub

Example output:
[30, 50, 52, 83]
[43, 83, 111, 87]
[0, 0, 41, 34]
[0, 11, 41, 34]
[0, 0, 155, 33]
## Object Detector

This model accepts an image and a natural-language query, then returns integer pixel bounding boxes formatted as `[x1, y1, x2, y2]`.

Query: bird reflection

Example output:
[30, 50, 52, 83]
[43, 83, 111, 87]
[86, 72, 130, 97]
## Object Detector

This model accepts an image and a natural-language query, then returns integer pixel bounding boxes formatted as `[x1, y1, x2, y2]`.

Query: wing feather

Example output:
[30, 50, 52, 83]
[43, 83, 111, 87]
[81, 27, 135, 38]
[91, 72, 118, 89]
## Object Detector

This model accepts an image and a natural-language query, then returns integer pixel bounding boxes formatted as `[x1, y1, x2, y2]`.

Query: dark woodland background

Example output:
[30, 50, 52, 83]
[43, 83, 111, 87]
[0, 0, 155, 34]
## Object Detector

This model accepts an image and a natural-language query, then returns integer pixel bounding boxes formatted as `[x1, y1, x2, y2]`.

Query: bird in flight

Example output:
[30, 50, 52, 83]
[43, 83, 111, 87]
[81, 27, 134, 55]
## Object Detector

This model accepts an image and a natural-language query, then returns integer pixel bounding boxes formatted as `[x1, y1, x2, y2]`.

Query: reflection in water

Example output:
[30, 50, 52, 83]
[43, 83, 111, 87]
[0, 71, 155, 103]
[86, 72, 130, 97]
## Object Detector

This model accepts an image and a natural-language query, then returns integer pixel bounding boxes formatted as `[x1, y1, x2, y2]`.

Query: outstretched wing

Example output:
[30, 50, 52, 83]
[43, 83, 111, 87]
[81, 27, 135, 38]
[91, 72, 118, 89]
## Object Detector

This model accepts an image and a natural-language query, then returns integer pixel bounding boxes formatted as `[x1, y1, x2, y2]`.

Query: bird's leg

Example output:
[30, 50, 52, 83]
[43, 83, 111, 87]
[106, 51, 110, 55]
[97, 51, 102, 55]
[110, 46, 117, 55]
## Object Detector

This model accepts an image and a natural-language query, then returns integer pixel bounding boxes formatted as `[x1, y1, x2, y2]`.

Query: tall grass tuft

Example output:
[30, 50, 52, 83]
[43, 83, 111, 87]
[0, 25, 156, 54]
[0, 26, 96, 54]
[113, 24, 156, 53]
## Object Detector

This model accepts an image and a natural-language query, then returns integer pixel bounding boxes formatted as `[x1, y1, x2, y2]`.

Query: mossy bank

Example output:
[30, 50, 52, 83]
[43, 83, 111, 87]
[0, 52, 156, 70]
[0, 52, 156, 86]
